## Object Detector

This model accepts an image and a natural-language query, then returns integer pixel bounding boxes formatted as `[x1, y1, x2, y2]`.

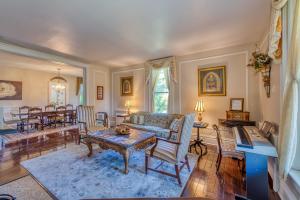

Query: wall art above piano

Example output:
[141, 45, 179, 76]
[0, 80, 22, 100]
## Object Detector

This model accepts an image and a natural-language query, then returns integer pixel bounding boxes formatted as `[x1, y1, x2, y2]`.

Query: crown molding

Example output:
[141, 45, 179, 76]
[0, 36, 89, 68]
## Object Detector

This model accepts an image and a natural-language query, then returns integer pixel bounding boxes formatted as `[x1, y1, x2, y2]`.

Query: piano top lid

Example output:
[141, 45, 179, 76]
[233, 126, 278, 157]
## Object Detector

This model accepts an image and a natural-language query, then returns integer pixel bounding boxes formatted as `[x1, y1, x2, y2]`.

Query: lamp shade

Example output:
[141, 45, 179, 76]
[194, 100, 204, 112]
[125, 100, 131, 108]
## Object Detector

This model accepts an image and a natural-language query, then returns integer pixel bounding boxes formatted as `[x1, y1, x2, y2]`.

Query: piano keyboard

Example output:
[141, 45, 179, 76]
[234, 126, 253, 149]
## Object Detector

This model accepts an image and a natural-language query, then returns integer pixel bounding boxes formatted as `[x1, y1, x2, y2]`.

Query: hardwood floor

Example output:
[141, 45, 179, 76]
[0, 139, 280, 200]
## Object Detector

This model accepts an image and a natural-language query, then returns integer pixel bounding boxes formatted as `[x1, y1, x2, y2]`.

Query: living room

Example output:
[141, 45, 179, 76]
[0, 0, 299, 200]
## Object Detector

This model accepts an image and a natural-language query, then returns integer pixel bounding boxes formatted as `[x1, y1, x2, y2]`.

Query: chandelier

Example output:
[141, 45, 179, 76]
[50, 68, 67, 90]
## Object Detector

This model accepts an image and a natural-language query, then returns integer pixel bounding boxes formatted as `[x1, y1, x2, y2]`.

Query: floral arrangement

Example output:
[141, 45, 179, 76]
[248, 52, 272, 71]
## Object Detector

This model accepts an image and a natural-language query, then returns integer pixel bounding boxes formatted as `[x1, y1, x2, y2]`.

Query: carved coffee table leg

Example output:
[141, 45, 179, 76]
[122, 149, 129, 174]
[86, 140, 93, 157]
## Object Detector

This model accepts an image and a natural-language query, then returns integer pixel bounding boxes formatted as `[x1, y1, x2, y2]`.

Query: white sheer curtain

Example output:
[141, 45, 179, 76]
[145, 57, 176, 113]
[163, 67, 171, 113]
[279, 0, 300, 180]
[150, 67, 161, 112]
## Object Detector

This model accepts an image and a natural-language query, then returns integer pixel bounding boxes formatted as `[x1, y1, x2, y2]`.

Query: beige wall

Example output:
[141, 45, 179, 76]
[176, 45, 261, 125]
[111, 65, 147, 114]
[86, 65, 111, 114]
[110, 44, 262, 126]
[0, 66, 80, 108]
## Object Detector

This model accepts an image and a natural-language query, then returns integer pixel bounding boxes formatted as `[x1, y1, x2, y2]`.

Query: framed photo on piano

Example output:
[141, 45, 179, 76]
[230, 98, 244, 111]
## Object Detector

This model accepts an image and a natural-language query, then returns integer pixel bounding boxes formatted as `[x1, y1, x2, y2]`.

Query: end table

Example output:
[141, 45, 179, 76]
[189, 122, 208, 157]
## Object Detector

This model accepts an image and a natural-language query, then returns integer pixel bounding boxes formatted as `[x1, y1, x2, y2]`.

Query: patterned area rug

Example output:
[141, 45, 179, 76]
[21, 144, 198, 200]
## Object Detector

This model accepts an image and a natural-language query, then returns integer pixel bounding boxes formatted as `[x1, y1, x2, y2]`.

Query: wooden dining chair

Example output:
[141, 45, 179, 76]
[44, 105, 56, 127]
[212, 124, 244, 174]
[17, 106, 30, 132]
[56, 106, 67, 126]
[27, 107, 43, 131]
[66, 104, 73, 110]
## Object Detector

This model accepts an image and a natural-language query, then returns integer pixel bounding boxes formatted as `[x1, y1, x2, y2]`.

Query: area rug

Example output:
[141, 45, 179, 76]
[21, 144, 198, 200]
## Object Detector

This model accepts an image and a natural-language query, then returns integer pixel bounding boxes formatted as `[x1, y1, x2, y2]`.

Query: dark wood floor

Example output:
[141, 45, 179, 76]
[0, 139, 280, 200]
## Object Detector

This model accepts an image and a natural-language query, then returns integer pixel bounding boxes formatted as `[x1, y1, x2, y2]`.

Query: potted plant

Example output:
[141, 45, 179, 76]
[248, 52, 273, 97]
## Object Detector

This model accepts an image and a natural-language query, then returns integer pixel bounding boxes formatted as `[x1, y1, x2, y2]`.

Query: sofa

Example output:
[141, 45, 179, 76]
[121, 111, 186, 141]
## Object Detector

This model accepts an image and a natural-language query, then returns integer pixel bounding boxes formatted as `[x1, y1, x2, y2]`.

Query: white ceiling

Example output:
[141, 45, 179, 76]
[0, 0, 271, 67]
[0, 51, 83, 77]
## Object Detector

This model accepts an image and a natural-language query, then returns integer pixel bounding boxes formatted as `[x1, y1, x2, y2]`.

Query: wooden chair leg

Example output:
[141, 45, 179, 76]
[185, 155, 190, 172]
[216, 153, 220, 167]
[175, 164, 182, 186]
[145, 155, 149, 174]
[216, 155, 222, 173]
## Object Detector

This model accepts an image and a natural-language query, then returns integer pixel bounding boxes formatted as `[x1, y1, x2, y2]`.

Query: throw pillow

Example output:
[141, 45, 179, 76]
[133, 115, 138, 124]
[169, 117, 184, 132]
[138, 115, 145, 125]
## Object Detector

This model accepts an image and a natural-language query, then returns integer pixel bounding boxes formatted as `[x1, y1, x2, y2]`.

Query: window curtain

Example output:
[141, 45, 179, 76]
[163, 67, 171, 113]
[76, 77, 83, 96]
[268, 0, 288, 61]
[145, 56, 176, 113]
[151, 67, 161, 112]
[278, 0, 300, 181]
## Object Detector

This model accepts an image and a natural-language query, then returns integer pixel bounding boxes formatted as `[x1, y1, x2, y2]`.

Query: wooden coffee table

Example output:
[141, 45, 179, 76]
[84, 128, 156, 174]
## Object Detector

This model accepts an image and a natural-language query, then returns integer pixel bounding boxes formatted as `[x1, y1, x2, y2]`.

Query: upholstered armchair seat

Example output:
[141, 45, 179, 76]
[145, 113, 195, 186]
[145, 140, 178, 164]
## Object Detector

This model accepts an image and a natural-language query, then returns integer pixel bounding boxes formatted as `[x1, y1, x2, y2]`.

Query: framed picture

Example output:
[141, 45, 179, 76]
[230, 98, 244, 111]
[97, 86, 104, 100]
[0, 80, 22, 100]
[121, 76, 133, 96]
[198, 66, 226, 96]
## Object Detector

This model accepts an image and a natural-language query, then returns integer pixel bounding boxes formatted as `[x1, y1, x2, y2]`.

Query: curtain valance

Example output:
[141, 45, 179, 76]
[268, 0, 288, 61]
[145, 56, 177, 84]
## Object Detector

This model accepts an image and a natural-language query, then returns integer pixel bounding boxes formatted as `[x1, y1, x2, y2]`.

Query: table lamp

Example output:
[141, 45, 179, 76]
[125, 100, 131, 114]
[194, 100, 204, 121]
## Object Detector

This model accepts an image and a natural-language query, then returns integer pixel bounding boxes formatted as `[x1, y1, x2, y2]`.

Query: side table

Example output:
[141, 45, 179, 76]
[189, 122, 208, 157]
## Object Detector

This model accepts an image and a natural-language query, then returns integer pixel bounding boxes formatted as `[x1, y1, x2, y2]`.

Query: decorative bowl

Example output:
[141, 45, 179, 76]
[115, 125, 130, 135]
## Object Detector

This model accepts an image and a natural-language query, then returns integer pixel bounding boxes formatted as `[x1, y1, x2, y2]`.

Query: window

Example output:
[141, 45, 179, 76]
[79, 83, 84, 105]
[153, 68, 169, 113]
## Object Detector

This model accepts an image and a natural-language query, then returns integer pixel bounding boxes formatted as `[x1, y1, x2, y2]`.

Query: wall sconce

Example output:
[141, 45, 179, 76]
[261, 65, 271, 98]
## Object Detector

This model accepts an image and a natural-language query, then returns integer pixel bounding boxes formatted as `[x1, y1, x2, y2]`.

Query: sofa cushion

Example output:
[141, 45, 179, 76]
[121, 122, 177, 140]
[169, 117, 184, 132]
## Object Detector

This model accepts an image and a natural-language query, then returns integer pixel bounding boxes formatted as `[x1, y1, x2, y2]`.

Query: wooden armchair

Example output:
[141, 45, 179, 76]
[77, 105, 106, 144]
[145, 113, 195, 186]
[213, 124, 244, 173]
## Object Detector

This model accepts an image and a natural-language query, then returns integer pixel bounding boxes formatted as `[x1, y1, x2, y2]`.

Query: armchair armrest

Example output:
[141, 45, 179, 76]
[149, 137, 181, 156]
[77, 121, 88, 134]
[167, 130, 178, 140]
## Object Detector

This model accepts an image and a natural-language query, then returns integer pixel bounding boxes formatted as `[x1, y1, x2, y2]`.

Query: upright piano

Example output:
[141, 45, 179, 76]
[233, 126, 278, 200]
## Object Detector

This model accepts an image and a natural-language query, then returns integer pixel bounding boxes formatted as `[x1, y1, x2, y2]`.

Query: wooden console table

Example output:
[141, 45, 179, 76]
[84, 129, 155, 174]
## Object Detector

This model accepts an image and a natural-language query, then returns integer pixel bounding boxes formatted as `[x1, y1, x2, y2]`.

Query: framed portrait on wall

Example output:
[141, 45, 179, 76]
[0, 80, 22, 100]
[97, 86, 104, 100]
[198, 66, 226, 96]
[230, 98, 244, 111]
[120, 76, 133, 96]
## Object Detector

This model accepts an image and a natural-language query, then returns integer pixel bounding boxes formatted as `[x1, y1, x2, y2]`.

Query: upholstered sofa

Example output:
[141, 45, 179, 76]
[121, 111, 185, 140]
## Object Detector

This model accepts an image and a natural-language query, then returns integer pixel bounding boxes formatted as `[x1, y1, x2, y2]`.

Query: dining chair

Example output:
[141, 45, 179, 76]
[44, 105, 56, 127]
[56, 106, 67, 126]
[145, 113, 195, 186]
[17, 106, 30, 132]
[65, 104, 76, 125]
[66, 104, 73, 110]
[27, 107, 43, 131]
[212, 124, 244, 174]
